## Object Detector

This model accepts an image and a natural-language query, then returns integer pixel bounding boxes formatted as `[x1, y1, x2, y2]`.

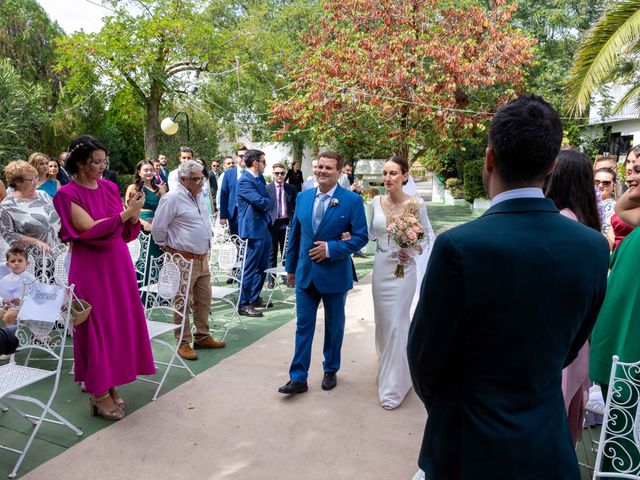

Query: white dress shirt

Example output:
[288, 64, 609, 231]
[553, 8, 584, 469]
[490, 187, 544, 207]
[167, 168, 179, 192]
[151, 183, 212, 255]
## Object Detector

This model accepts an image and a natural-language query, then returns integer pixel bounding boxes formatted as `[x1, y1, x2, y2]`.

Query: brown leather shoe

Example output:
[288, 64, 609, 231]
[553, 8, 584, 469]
[178, 344, 198, 360]
[194, 336, 225, 349]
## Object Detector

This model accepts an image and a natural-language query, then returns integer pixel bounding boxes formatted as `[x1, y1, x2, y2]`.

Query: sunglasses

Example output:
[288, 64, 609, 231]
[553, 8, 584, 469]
[273, 171, 285, 176]
[595, 180, 612, 187]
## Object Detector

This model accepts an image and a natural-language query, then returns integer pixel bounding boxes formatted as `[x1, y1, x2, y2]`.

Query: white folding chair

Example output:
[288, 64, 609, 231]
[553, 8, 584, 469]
[212, 215, 230, 244]
[264, 225, 295, 309]
[0, 281, 82, 478]
[593, 355, 640, 479]
[129, 232, 152, 291]
[137, 252, 195, 400]
[210, 235, 248, 340]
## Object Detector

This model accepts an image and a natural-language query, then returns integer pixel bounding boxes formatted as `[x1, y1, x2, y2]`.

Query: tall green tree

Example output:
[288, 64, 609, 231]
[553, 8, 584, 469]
[0, 59, 46, 163]
[564, 0, 640, 115]
[513, 0, 606, 112]
[55, 0, 223, 158]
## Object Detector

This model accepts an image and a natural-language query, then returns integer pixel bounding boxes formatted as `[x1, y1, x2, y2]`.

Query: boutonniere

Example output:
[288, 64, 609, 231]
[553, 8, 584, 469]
[330, 198, 339, 208]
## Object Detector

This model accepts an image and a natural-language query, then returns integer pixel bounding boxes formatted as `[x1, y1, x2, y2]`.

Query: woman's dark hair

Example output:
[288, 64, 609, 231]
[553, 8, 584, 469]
[66, 135, 108, 175]
[628, 144, 640, 159]
[386, 155, 410, 185]
[133, 160, 159, 194]
[545, 147, 601, 232]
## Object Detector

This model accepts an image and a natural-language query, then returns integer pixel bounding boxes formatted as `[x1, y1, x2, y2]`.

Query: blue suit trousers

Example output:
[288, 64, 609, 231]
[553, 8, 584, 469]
[289, 282, 347, 382]
[240, 236, 271, 307]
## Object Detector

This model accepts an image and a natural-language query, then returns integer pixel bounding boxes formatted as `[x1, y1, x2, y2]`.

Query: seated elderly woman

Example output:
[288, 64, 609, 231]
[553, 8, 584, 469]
[0, 160, 61, 253]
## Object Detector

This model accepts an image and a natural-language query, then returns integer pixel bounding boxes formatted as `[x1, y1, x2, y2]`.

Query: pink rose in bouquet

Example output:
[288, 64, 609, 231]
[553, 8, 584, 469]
[387, 210, 426, 278]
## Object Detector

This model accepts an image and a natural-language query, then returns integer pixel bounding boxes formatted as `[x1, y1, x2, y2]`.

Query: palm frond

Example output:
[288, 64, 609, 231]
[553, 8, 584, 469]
[564, 0, 640, 116]
[613, 81, 640, 114]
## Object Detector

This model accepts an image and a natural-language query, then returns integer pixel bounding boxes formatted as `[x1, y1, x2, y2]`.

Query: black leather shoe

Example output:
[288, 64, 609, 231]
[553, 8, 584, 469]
[251, 298, 273, 308]
[321, 372, 337, 391]
[226, 278, 236, 284]
[238, 306, 263, 317]
[353, 251, 368, 258]
[267, 280, 275, 289]
[278, 380, 308, 395]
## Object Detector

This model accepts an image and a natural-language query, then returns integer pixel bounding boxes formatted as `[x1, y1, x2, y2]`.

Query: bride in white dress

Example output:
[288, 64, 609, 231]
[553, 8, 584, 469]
[369, 157, 434, 410]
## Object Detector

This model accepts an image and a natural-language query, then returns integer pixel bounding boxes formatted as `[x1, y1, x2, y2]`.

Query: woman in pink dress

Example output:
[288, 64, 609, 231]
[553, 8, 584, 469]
[545, 147, 601, 446]
[53, 135, 155, 421]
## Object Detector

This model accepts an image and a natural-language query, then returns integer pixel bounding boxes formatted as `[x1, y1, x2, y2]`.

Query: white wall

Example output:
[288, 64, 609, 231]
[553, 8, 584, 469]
[218, 141, 314, 177]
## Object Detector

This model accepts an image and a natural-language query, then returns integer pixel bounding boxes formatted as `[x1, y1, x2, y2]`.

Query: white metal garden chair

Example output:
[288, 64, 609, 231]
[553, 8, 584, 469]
[0, 281, 82, 478]
[263, 225, 295, 309]
[592, 355, 640, 479]
[137, 252, 195, 400]
[128, 232, 152, 291]
[210, 234, 248, 340]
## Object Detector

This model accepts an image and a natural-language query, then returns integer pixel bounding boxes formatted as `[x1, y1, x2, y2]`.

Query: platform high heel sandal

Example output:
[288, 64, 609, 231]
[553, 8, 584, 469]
[109, 387, 125, 410]
[89, 394, 124, 421]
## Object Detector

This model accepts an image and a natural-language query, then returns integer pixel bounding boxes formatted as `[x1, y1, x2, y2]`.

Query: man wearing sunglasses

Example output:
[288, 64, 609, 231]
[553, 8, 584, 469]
[266, 163, 297, 289]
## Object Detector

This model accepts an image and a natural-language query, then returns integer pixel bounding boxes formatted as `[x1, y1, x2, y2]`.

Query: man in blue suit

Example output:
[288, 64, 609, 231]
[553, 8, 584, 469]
[236, 149, 274, 318]
[219, 146, 247, 236]
[279, 152, 368, 394]
[407, 95, 609, 479]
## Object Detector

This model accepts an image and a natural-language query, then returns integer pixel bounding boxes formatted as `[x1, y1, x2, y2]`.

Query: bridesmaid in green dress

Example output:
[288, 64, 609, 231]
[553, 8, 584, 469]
[590, 155, 640, 395]
[125, 161, 166, 271]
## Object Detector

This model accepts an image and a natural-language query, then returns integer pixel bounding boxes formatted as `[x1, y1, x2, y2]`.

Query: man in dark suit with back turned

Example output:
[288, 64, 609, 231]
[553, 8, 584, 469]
[407, 95, 610, 480]
[266, 162, 297, 289]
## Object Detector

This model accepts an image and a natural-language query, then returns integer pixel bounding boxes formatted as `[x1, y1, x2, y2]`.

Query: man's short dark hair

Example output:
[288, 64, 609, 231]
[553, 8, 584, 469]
[272, 163, 285, 170]
[244, 149, 265, 168]
[179, 146, 193, 155]
[318, 151, 344, 171]
[488, 94, 562, 184]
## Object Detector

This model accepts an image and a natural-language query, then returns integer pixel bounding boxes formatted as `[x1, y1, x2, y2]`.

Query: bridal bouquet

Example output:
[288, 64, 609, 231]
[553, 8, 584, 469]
[386, 205, 426, 278]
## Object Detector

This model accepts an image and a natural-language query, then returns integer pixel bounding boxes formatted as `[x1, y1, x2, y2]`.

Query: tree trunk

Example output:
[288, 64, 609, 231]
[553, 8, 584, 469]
[145, 100, 160, 160]
[144, 79, 163, 160]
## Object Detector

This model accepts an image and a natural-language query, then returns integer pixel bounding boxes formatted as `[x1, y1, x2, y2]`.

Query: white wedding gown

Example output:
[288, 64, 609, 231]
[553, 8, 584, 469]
[370, 195, 435, 409]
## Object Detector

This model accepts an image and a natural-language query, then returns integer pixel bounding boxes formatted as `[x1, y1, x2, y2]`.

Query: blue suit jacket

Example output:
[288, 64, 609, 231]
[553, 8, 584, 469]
[219, 167, 239, 221]
[285, 185, 368, 294]
[237, 172, 273, 239]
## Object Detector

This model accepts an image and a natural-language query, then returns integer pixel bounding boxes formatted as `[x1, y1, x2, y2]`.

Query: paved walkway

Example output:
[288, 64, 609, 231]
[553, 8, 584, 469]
[24, 273, 427, 480]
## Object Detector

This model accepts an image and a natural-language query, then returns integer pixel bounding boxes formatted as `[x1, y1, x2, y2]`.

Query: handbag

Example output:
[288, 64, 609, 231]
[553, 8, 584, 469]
[71, 299, 92, 326]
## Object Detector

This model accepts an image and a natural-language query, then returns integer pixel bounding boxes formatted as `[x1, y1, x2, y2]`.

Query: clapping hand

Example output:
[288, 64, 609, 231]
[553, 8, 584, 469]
[341, 231, 351, 241]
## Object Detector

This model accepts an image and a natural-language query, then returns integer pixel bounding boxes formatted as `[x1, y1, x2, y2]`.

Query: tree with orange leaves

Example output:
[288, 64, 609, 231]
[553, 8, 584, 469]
[271, 0, 535, 162]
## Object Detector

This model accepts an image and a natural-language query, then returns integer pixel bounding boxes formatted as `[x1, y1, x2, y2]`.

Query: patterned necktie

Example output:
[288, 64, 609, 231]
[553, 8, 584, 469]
[313, 193, 327, 233]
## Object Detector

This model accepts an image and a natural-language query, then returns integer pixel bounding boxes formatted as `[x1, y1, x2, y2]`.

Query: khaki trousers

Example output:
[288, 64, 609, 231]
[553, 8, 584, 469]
[174, 256, 211, 346]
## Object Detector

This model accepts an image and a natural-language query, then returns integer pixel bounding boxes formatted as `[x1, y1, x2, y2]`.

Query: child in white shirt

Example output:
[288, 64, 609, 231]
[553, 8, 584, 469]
[0, 247, 35, 326]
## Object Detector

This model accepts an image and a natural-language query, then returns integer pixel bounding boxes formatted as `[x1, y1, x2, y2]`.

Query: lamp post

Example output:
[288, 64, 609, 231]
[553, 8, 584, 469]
[160, 111, 190, 142]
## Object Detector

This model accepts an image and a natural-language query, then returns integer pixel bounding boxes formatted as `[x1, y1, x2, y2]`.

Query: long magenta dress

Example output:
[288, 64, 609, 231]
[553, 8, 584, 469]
[53, 180, 155, 395]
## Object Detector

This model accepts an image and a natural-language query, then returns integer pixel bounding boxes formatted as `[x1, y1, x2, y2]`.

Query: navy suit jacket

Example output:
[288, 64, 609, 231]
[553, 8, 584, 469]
[266, 182, 297, 225]
[237, 171, 273, 240]
[285, 185, 368, 294]
[219, 167, 239, 221]
[57, 167, 71, 186]
[407, 198, 609, 480]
